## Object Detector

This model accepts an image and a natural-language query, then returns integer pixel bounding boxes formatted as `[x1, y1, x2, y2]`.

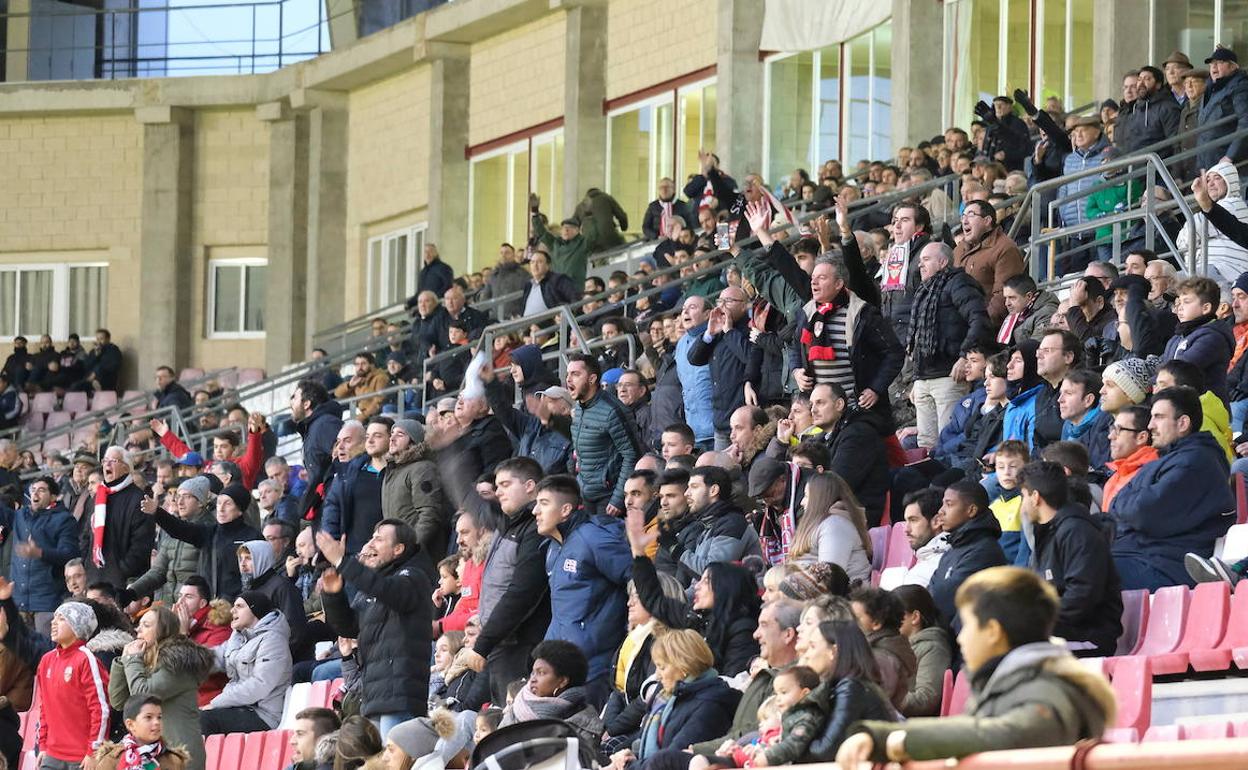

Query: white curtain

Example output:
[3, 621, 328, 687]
[760, 0, 891, 52]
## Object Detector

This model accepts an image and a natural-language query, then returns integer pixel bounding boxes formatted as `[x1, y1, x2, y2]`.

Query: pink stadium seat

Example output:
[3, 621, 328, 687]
[1190, 582, 1248, 671]
[90, 390, 117, 411]
[308, 679, 333, 709]
[239, 729, 269, 769]
[239, 368, 266, 385]
[179, 367, 204, 383]
[72, 421, 99, 448]
[868, 526, 889, 572]
[943, 669, 971, 717]
[269, 730, 296, 770]
[42, 433, 69, 453]
[1102, 727, 1139, 743]
[1106, 585, 1187, 677]
[1116, 589, 1151, 656]
[16, 393, 30, 425]
[1150, 581, 1230, 675]
[44, 411, 71, 430]
[203, 733, 225, 770]
[1181, 720, 1233, 740]
[217, 733, 246, 770]
[31, 393, 55, 414]
[217, 370, 239, 389]
[1110, 655, 1152, 736]
[1142, 724, 1181, 742]
[938, 668, 954, 716]
[1234, 719, 1248, 737]
[18, 752, 35, 770]
[883, 521, 915, 569]
[61, 391, 88, 414]
[1236, 473, 1248, 525]
[121, 390, 144, 405]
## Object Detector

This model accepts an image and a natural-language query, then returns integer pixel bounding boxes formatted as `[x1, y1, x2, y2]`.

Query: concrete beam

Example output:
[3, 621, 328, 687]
[135, 107, 195, 382]
[305, 105, 349, 348]
[427, 48, 471, 271]
[264, 112, 311, 373]
[890, 0, 943, 152]
[425, 0, 550, 43]
[4, 0, 30, 83]
[716, 0, 764, 176]
[1093, 0, 1150, 105]
[562, 2, 608, 216]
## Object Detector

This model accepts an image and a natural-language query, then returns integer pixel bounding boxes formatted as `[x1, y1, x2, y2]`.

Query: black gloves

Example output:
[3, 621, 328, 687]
[1014, 88, 1039, 117]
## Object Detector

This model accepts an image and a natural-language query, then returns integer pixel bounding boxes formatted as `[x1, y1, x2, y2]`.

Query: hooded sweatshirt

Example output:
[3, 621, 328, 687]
[1178, 161, 1248, 283]
[240, 539, 308, 648]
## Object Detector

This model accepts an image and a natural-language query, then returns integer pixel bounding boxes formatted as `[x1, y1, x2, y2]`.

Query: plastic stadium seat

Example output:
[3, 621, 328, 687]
[943, 669, 971, 717]
[1235, 719, 1248, 737]
[203, 733, 225, 770]
[1116, 589, 1151, 656]
[179, 367, 205, 383]
[1222, 524, 1248, 564]
[121, 389, 145, 404]
[90, 390, 117, 411]
[217, 370, 239, 389]
[44, 411, 71, 430]
[938, 668, 954, 716]
[1110, 656, 1152, 736]
[16, 393, 29, 425]
[1106, 585, 1188, 676]
[61, 391, 88, 414]
[1236, 473, 1248, 525]
[1181, 720, 1233, 740]
[1142, 724, 1181, 742]
[1150, 581, 1231, 675]
[42, 434, 69, 454]
[217, 733, 246, 770]
[1190, 582, 1248, 671]
[868, 526, 890, 572]
[239, 367, 266, 385]
[308, 679, 334, 709]
[878, 566, 907, 590]
[266, 730, 295, 770]
[883, 521, 915, 569]
[1102, 728, 1139, 743]
[277, 682, 311, 729]
[72, 421, 99, 448]
[18, 752, 35, 770]
[240, 729, 270, 769]
[869, 569, 881, 587]
[31, 392, 56, 414]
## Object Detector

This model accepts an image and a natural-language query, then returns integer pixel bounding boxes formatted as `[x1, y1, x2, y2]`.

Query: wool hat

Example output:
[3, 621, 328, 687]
[435, 710, 477, 762]
[203, 473, 224, 495]
[1164, 50, 1193, 68]
[388, 718, 441, 764]
[238, 590, 275, 620]
[221, 483, 252, 514]
[178, 475, 214, 504]
[392, 418, 426, 445]
[55, 601, 98, 641]
[1102, 358, 1154, 405]
[779, 563, 849, 601]
[1234, 271, 1248, 297]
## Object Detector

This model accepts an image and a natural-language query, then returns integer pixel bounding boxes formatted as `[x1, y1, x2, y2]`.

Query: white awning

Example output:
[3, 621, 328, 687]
[759, 0, 891, 52]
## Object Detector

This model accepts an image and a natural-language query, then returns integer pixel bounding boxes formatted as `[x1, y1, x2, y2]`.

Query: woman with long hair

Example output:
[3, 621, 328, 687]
[335, 715, 384, 770]
[801, 620, 899, 762]
[108, 606, 214, 770]
[893, 584, 952, 717]
[788, 474, 872, 583]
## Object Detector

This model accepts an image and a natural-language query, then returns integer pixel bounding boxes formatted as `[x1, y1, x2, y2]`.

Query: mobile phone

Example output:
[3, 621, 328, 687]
[716, 222, 730, 250]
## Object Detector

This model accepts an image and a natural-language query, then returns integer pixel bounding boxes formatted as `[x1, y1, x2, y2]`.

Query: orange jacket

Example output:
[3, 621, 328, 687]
[1103, 444, 1161, 513]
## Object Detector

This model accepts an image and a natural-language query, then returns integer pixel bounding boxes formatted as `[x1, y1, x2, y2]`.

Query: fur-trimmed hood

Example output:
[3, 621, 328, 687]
[208, 599, 232, 626]
[88, 628, 134, 653]
[741, 420, 778, 466]
[385, 440, 434, 467]
[95, 741, 190, 766]
[153, 636, 215, 679]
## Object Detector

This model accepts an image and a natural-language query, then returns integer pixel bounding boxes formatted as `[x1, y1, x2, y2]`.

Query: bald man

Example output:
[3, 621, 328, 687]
[687, 285, 762, 451]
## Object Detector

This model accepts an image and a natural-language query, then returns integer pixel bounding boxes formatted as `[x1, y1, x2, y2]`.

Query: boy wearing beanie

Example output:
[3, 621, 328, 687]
[36, 601, 110, 770]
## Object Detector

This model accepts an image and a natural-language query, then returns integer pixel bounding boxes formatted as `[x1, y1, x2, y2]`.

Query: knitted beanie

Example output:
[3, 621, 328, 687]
[55, 601, 98, 641]
[392, 418, 426, 445]
[239, 590, 275, 620]
[1102, 357, 1154, 404]
[388, 718, 441, 764]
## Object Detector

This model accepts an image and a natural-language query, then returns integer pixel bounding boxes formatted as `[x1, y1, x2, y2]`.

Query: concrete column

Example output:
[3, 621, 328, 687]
[135, 106, 194, 382]
[427, 44, 470, 270]
[561, 2, 608, 223]
[716, 0, 764, 177]
[1093, 0, 1151, 106]
[891, 0, 944, 152]
[297, 91, 349, 350]
[258, 100, 310, 374]
[4, 0, 30, 82]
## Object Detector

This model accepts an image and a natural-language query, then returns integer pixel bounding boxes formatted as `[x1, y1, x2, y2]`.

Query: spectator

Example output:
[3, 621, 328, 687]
[879, 202, 935, 340]
[519, 249, 577, 317]
[615, 370, 652, 446]
[901, 488, 949, 588]
[566, 354, 643, 516]
[108, 606, 213, 770]
[499, 640, 603, 766]
[688, 286, 758, 450]
[893, 584, 951, 717]
[171, 576, 230, 705]
[478, 243, 530, 320]
[35, 602, 110, 770]
[532, 211, 591, 286]
[84, 329, 123, 392]
[237, 539, 307, 650]
[333, 352, 389, 419]
[675, 296, 715, 448]
[435, 509, 492, 637]
[1, 336, 29, 389]
[290, 379, 345, 520]
[1110, 387, 1235, 589]
[1156, 359, 1234, 460]
[953, 199, 1025, 322]
[908, 242, 991, 447]
[669, 466, 761, 579]
[441, 394, 513, 509]
[788, 473, 871, 584]
[481, 365, 572, 476]
[317, 519, 432, 737]
[1057, 370, 1113, 472]
[93, 695, 190, 770]
[849, 587, 917, 712]
[442, 286, 488, 341]
[153, 366, 194, 412]
[86, 446, 155, 590]
[288, 707, 341, 770]
[1019, 461, 1123, 657]
[1197, 45, 1248, 172]
[129, 475, 214, 607]
[200, 591, 291, 735]
[418, 243, 454, 299]
[576, 187, 630, 252]
[1119, 64, 1181, 154]
[382, 418, 449, 575]
[1101, 405, 1158, 512]
[836, 567, 1115, 766]
[331, 716, 384, 770]
[0, 374, 21, 431]
[1177, 163, 1248, 283]
[1162, 276, 1235, 403]
[407, 291, 450, 365]
[977, 96, 1032, 171]
[643, 178, 693, 241]
[0, 476, 77, 635]
[148, 484, 261, 601]
[928, 480, 1007, 633]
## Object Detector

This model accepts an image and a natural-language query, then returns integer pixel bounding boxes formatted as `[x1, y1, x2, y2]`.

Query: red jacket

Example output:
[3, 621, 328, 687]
[36, 641, 109, 762]
[439, 557, 484, 633]
[160, 428, 265, 489]
[188, 602, 231, 706]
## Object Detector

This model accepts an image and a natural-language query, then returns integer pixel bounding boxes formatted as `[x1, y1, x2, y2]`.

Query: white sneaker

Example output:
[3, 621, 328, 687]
[1184, 553, 1238, 584]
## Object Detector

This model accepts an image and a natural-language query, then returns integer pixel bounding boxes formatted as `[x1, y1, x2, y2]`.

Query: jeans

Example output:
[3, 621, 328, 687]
[1232, 457, 1248, 476]
[1114, 553, 1190, 591]
[372, 712, 416, 741]
[714, 430, 730, 451]
[201, 706, 271, 736]
[1231, 399, 1248, 436]
[912, 376, 969, 448]
[312, 659, 343, 682]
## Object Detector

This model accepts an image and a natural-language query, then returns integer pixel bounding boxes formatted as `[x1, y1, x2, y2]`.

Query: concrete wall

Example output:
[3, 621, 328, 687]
[467, 12, 567, 146]
[605, 0, 717, 100]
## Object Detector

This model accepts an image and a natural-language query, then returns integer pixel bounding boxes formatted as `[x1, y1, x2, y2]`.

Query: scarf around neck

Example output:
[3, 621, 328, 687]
[1176, 311, 1218, 337]
[907, 268, 956, 359]
[92, 473, 134, 568]
[118, 734, 165, 770]
[800, 289, 850, 363]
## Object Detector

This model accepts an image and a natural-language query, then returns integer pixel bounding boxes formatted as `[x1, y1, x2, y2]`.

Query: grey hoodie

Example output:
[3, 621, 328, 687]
[240, 539, 308, 647]
[211, 609, 292, 727]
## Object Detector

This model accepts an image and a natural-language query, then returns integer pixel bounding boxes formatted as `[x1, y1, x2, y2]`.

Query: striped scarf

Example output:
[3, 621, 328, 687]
[92, 474, 133, 567]
[118, 734, 164, 770]
[907, 268, 955, 361]
[800, 290, 850, 362]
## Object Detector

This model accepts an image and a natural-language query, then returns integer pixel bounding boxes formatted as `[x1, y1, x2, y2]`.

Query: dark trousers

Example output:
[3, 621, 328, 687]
[486, 643, 533, 706]
[200, 706, 270, 736]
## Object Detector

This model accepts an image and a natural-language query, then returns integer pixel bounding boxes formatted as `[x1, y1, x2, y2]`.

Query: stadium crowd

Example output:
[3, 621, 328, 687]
[4, 42, 1248, 770]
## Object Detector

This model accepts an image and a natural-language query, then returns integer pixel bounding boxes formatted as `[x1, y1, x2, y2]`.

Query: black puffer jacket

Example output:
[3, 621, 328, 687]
[688, 315, 760, 432]
[294, 398, 345, 519]
[1033, 504, 1123, 656]
[322, 552, 432, 718]
[910, 268, 990, 379]
[153, 510, 260, 601]
[929, 513, 1007, 634]
[85, 481, 156, 590]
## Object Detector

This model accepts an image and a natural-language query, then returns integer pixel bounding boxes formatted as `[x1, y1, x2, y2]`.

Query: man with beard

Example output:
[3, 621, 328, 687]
[566, 355, 643, 516]
[668, 466, 761, 582]
[727, 405, 770, 475]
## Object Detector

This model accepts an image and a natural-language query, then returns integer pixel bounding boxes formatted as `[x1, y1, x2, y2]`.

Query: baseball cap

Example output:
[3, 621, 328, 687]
[177, 451, 204, 467]
[539, 386, 575, 409]
[1206, 46, 1239, 64]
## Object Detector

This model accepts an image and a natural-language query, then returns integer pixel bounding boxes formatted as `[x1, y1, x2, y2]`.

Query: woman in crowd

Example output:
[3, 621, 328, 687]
[795, 594, 853, 663]
[788, 474, 872, 584]
[800, 620, 898, 761]
[334, 715, 385, 770]
[849, 587, 917, 712]
[500, 639, 603, 767]
[893, 584, 952, 717]
[108, 607, 214, 770]
[380, 710, 475, 770]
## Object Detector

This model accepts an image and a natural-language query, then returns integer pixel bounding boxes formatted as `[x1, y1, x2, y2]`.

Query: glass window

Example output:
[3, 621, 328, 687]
[871, 24, 893, 160]
[846, 31, 872, 164]
[946, 0, 1001, 129]
[607, 100, 675, 236]
[532, 133, 564, 233]
[1151, 0, 1215, 64]
[0, 264, 108, 340]
[817, 47, 841, 170]
[210, 259, 266, 336]
[1005, 0, 1031, 94]
[469, 131, 562, 269]
[679, 82, 718, 184]
[68, 265, 108, 338]
[366, 226, 426, 311]
[766, 52, 815, 183]
[0, 268, 53, 338]
[470, 152, 513, 267]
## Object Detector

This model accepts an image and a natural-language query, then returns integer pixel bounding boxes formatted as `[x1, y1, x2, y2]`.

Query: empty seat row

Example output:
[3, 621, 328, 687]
[1108, 580, 1248, 677]
[204, 729, 294, 770]
[1106, 716, 1248, 743]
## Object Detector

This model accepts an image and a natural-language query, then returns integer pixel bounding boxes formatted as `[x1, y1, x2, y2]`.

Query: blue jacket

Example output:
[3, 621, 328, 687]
[933, 384, 986, 465]
[1001, 383, 1045, 450]
[485, 381, 572, 475]
[321, 454, 380, 554]
[1058, 136, 1109, 227]
[0, 503, 77, 612]
[1110, 431, 1235, 586]
[1198, 68, 1248, 170]
[675, 326, 714, 442]
[295, 399, 345, 518]
[1163, 318, 1235, 405]
[637, 672, 741, 759]
[687, 316, 759, 432]
[543, 509, 633, 681]
[1061, 407, 1114, 473]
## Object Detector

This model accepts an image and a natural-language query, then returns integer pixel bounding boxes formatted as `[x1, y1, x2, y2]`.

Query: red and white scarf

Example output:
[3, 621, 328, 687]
[118, 733, 164, 770]
[761, 185, 798, 227]
[92, 474, 133, 567]
[659, 199, 675, 239]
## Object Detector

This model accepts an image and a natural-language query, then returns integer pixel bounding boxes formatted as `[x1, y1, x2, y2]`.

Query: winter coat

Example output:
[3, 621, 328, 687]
[534, 217, 591, 285]
[789, 508, 871, 585]
[418, 258, 454, 299]
[0, 502, 76, 612]
[485, 380, 572, 475]
[1163, 316, 1236, 404]
[241, 539, 308, 646]
[381, 442, 450, 570]
[903, 626, 952, 717]
[519, 272, 578, 311]
[688, 666, 778, 754]
[1058, 136, 1110, 228]
[851, 642, 1115, 762]
[153, 509, 261, 601]
[1061, 408, 1114, 473]
[1199, 68, 1248, 170]
[868, 627, 917, 714]
[543, 508, 633, 681]
[880, 232, 934, 340]
[648, 346, 683, 447]
[667, 500, 763, 578]
[320, 454, 380, 554]
[1118, 88, 1181, 155]
[1110, 430, 1234, 587]
[929, 512, 1007, 633]
[35, 639, 110, 763]
[933, 385, 986, 466]
[1177, 161, 1248, 283]
[94, 743, 189, 770]
[571, 388, 644, 508]
[953, 228, 1025, 323]
[687, 315, 760, 431]
[576, 188, 630, 252]
[910, 268, 991, 379]
[1002, 383, 1046, 451]
[84, 481, 155, 590]
[321, 552, 432, 718]
[675, 327, 715, 442]
[643, 197, 693, 241]
[129, 501, 213, 607]
[1033, 504, 1123, 656]
[771, 411, 891, 523]
[474, 503, 552, 658]
[210, 610, 291, 727]
[442, 415, 513, 508]
[1005, 290, 1061, 346]
[804, 677, 898, 762]
[294, 399, 345, 519]
[638, 673, 740, 760]
[333, 367, 390, 419]
[109, 638, 213, 770]
[480, 260, 531, 320]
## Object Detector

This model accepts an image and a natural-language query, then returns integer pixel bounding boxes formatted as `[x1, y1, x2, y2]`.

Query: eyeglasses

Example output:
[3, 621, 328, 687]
[1109, 424, 1147, 435]
[716, 297, 745, 306]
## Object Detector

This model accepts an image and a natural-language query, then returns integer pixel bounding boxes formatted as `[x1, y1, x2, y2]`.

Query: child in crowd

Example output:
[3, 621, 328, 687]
[93, 695, 189, 770]
[428, 631, 465, 709]
[729, 696, 781, 767]
[989, 440, 1030, 563]
[474, 708, 504, 745]
[37, 601, 110, 770]
[740, 665, 824, 767]
[432, 555, 463, 623]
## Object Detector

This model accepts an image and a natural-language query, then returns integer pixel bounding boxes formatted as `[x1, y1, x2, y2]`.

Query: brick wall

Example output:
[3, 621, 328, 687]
[605, 0, 717, 100]
[468, 12, 567, 146]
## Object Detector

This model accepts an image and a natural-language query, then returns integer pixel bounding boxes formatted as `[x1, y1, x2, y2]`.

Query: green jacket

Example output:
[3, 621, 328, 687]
[690, 665, 780, 754]
[129, 502, 213, 605]
[902, 626, 952, 717]
[534, 213, 590, 285]
[1085, 179, 1142, 242]
[381, 441, 450, 568]
[109, 637, 214, 770]
[575, 189, 630, 252]
[764, 694, 827, 765]
[853, 642, 1116, 763]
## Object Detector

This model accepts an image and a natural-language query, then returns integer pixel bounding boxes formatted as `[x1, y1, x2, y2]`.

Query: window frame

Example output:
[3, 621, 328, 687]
[206, 256, 268, 340]
[0, 261, 108, 342]
[364, 222, 428, 312]
[466, 127, 564, 272]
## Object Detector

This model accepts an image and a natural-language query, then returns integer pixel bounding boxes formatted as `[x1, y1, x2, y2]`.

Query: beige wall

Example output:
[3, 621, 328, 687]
[468, 12, 567, 146]
[605, 0, 717, 100]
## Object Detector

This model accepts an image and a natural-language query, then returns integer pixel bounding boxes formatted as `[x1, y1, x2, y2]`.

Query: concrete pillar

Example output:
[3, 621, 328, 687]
[135, 106, 194, 382]
[1093, 0, 1150, 106]
[4, 0, 30, 82]
[258, 100, 310, 374]
[562, 2, 608, 220]
[427, 44, 470, 271]
[716, 0, 764, 176]
[299, 92, 349, 349]
[891, 0, 944, 152]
